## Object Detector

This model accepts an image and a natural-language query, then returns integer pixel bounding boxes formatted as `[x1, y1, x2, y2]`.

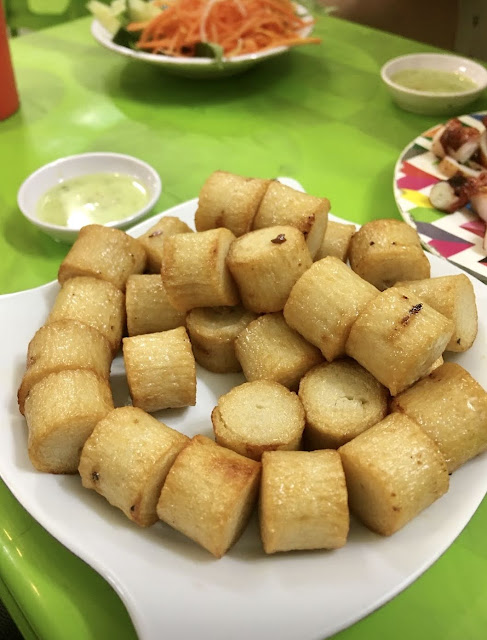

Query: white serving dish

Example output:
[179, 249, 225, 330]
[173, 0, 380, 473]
[381, 53, 487, 115]
[2, 193, 487, 640]
[17, 152, 162, 243]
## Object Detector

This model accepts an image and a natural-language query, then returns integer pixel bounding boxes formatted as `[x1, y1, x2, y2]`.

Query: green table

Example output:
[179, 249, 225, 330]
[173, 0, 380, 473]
[1, 14, 487, 640]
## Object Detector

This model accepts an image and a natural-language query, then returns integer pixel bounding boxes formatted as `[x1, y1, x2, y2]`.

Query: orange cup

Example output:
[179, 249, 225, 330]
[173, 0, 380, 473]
[0, 2, 20, 120]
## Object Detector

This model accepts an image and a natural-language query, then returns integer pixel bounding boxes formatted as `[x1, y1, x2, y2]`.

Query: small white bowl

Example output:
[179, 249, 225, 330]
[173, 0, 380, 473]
[18, 152, 162, 243]
[381, 53, 487, 115]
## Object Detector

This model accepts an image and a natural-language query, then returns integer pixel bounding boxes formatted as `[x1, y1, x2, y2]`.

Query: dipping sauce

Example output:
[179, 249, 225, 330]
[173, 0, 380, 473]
[390, 68, 478, 93]
[36, 172, 150, 228]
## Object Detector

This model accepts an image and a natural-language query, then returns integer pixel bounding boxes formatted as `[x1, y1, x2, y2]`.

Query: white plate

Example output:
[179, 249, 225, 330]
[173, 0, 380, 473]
[393, 111, 487, 283]
[90, 3, 314, 79]
[1, 198, 487, 640]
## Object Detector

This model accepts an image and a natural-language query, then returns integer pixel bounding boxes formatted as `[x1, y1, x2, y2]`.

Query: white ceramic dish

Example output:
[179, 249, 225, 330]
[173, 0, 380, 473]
[381, 53, 487, 115]
[2, 196, 487, 640]
[90, 4, 314, 79]
[17, 152, 162, 243]
[394, 110, 487, 283]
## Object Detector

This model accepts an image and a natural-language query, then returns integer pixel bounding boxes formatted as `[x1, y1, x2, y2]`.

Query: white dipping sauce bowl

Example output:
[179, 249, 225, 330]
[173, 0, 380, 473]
[381, 53, 487, 115]
[18, 152, 162, 243]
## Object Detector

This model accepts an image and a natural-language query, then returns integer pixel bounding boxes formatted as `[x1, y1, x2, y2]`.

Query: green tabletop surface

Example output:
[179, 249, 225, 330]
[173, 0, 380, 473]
[1, 13, 487, 640]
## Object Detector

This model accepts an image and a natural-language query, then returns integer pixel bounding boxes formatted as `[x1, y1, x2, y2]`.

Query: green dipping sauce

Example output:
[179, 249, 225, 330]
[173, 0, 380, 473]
[36, 172, 150, 228]
[391, 68, 478, 93]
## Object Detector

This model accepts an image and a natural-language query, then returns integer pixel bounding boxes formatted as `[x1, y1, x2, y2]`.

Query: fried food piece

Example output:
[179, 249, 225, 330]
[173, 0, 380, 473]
[47, 276, 125, 354]
[211, 380, 305, 460]
[58, 224, 146, 291]
[123, 327, 196, 412]
[161, 228, 239, 312]
[345, 287, 453, 396]
[260, 450, 349, 553]
[235, 312, 322, 389]
[24, 369, 113, 474]
[195, 171, 270, 237]
[391, 362, 487, 473]
[314, 220, 356, 262]
[18, 320, 112, 415]
[227, 226, 312, 313]
[338, 413, 449, 536]
[299, 359, 388, 449]
[252, 181, 329, 258]
[284, 256, 378, 361]
[157, 435, 261, 558]
[394, 274, 477, 352]
[138, 216, 193, 273]
[126, 274, 186, 336]
[186, 305, 257, 373]
[348, 219, 430, 290]
[79, 406, 189, 526]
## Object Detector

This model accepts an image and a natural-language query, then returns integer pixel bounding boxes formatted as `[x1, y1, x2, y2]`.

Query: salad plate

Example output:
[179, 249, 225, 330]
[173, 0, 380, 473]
[2, 196, 487, 640]
[90, 2, 314, 79]
[394, 111, 487, 283]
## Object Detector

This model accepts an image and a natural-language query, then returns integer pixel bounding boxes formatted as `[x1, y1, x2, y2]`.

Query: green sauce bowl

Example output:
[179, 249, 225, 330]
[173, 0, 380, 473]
[17, 152, 162, 243]
[380, 53, 487, 116]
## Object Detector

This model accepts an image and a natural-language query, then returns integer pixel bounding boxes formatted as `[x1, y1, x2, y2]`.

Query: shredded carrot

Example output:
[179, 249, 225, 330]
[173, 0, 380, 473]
[129, 0, 321, 58]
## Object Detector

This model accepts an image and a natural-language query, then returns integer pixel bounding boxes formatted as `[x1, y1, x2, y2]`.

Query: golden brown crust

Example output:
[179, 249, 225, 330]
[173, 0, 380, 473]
[235, 312, 322, 389]
[195, 171, 271, 236]
[25, 369, 114, 474]
[123, 327, 196, 412]
[18, 320, 112, 414]
[348, 219, 430, 290]
[161, 228, 239, 312]
[252, 181, 329, 258]
[186, 305, 257, 373]
[79, 406, 189, 526]
[260, 450, 349, 553]
[226, 225, 312, 313]
[345, 286, 454, 396]
[126, 274, 186, 336]
[47, 276, 126, 353]
[138, 216, 193, 273]
[58, 224, 146, 291]
[212, 380, 305, 460]
[157, 435, 261, 557]
[391, 362, 487, 473]
[299, 359, 389, 449]
[314, 220, 356, 262]
[283, 256, 379, 361]
[338, 413, 449, 536]
[394, 275, 478, 352]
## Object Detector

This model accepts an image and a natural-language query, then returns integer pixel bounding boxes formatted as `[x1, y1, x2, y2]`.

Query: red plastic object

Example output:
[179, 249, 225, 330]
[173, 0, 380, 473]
[0, 2, 19, 120]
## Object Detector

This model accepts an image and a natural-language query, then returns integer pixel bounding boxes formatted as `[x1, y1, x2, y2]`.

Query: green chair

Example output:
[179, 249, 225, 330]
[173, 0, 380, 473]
[4, 0, 89, 35]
